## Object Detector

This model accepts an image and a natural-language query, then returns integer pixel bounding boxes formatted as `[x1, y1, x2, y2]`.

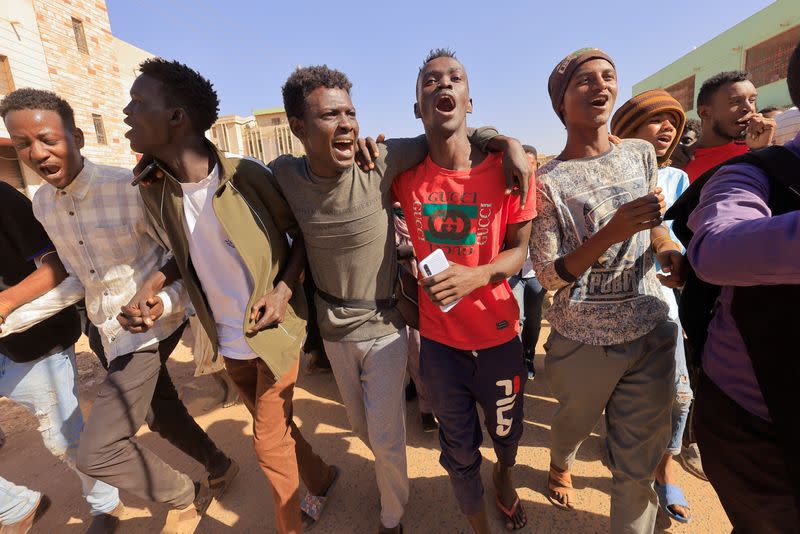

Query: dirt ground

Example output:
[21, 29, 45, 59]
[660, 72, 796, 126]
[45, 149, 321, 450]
[0, 324, 731, 533]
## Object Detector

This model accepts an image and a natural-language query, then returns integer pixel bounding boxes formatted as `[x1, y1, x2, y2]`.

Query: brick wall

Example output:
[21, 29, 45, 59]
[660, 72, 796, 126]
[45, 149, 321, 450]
[32, 0, 136, 168]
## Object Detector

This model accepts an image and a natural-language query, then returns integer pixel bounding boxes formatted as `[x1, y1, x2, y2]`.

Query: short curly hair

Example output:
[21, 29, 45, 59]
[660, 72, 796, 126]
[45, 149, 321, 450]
[139, 58, 219, 133]
[697, 71, 751, 108]
[0, 88, 76, 129]
[282, 65, 352, 119]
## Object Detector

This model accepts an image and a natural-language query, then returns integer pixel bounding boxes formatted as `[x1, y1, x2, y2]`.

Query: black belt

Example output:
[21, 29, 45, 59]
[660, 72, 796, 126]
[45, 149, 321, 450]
[316, 288, 397, 310]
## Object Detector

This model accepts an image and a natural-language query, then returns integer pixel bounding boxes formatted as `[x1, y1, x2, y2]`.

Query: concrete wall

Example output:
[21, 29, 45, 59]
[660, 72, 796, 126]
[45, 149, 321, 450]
[114, 36, 154, 108]
[0, 0, 53, 138]
[633, 0, 800, 119]
[32, 0, 136, 167]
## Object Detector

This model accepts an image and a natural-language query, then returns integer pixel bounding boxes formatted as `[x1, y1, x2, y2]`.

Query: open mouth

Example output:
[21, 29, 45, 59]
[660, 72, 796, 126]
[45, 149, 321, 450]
[435, 94, 456, 113]
[40, 164, 62, 179]
[656, 133, 673, 145]
[332, 138, 354, 157]
[590, 95, 609, 108]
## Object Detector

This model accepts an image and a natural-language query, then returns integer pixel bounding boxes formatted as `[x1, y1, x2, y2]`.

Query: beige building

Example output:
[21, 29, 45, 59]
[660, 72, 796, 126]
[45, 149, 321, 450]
[208, 107, 304, 164]
[0, 0, 154, 196]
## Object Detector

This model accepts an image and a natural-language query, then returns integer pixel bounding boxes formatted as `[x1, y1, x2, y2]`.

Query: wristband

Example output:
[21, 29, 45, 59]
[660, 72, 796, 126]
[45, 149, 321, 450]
[657, 240, 681, 253]
[554, 257, 578, 283]
[651, 235, 672, 251]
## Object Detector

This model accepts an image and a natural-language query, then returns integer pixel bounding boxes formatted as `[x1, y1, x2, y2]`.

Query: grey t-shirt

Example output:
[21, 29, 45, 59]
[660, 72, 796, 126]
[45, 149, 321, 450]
[268, 128, 499, 342]
[268, 137, 425, 342]
[529, 139, 669, 346]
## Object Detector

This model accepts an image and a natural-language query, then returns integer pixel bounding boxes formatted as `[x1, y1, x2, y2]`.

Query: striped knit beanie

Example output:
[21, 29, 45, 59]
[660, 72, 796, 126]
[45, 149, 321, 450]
[548, 48, 615, 124]
[611, 89, 686, 166]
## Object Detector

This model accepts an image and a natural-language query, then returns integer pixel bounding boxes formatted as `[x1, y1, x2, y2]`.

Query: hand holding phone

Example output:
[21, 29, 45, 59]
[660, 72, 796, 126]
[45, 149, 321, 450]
[418, 248, 461, 312]
[131, 161, 164, 186]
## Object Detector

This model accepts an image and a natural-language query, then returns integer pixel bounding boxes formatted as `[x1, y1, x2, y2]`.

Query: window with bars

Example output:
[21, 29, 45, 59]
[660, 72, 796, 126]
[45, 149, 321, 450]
[746, 25, 800, 87]
[72, 18, 89, 54]
[0, 56, 14, 96]
[92, 114, 107, 145]
[664, 76, 695, 112]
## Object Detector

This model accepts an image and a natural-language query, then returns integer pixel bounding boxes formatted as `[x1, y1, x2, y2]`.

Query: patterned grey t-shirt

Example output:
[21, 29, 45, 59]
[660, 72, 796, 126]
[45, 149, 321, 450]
[529, 139, 668, 346]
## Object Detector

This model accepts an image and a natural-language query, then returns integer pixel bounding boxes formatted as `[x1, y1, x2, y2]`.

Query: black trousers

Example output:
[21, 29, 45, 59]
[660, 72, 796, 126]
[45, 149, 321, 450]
[696, 377, 800, 534]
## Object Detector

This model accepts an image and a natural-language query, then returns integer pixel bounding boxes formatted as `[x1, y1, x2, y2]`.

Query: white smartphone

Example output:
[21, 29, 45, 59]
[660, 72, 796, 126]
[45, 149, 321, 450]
[418, 248, 461, 312]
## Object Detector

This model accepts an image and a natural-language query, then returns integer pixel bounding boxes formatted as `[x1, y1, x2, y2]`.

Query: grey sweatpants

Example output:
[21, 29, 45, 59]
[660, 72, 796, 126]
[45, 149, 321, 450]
[544, 320, 676, 534]
[323, 330, 409, 529]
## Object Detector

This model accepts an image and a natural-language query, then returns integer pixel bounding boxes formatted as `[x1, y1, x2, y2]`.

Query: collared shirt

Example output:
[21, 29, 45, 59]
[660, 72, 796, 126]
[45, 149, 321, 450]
[687, 131, 800, 420]
[31, 158, 188, 362]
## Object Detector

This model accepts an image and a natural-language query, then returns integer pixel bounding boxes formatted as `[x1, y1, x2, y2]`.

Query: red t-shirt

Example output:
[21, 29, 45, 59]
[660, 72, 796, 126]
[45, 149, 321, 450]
[683, 142, 748, 183]
[392, 152, 536, 350]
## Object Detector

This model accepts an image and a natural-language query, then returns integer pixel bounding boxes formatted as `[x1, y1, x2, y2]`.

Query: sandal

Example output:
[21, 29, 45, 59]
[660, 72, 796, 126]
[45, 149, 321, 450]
[162, 483, 213, 534]
[655, 481, 691, 524]
[547, 466, 575, 511]
[495, 494, 528, 531]
[301, 465, 340, 530]
[208, 458, 239, 500]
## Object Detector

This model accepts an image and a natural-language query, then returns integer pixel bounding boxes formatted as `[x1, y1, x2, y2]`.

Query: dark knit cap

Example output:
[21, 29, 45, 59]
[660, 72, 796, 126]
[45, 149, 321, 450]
[548, 48, 615, 124]
[611, 89, 686, 166]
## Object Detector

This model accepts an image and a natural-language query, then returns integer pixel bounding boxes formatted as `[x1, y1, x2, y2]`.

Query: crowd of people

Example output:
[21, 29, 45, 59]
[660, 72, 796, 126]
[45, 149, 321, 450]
[0, 38, 798, 534]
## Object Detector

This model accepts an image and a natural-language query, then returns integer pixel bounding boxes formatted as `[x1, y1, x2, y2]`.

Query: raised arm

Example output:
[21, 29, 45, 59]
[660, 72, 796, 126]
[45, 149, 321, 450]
[687, 164, 800, 286]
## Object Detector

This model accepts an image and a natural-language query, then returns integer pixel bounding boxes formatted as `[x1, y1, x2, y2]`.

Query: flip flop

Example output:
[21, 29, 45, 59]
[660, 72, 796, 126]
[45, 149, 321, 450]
[655, 481, 691, 524]
[301, 465, 340, 530]
[495, 494, 527, 531]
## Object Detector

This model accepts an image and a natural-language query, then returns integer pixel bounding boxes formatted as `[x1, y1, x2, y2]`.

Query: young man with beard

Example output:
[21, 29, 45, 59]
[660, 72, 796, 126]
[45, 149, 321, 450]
[269, 65, 530, 534]
[119, 58, 337, 534]
[529, 49, 685, 534]
[0, 87, 236, 534]
[391, 49, 535, 533]
[681, 71, 775, 182]
[0, 181, 122, 534]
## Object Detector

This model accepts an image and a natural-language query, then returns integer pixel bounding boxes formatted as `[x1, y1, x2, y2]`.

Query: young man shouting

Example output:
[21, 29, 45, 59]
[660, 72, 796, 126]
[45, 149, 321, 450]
[0, 87, 236, 534]
[530, 49, 685, 534]
[392, 49, 535, 533]
[269, 65, 530, 533]
[119, 58, 337, 534]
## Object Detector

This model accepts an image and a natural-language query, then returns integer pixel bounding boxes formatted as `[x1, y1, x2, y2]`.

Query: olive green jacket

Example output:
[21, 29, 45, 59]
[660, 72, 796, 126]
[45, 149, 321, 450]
[139, 144, 307, 379]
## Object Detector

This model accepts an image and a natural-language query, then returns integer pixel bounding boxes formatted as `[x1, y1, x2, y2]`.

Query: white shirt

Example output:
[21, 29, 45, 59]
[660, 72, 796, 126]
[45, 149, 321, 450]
[180, 165, 256, 361]
[26, 159, 188, 361]
[774, 107, 800, 146]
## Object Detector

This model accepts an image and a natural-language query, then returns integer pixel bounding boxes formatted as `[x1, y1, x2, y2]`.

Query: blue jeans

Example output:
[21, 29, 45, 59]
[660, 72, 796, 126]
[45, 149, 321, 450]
[509, 274, 546, 355]
[668, 319, 693, 454]
[0, 347, 119, 525]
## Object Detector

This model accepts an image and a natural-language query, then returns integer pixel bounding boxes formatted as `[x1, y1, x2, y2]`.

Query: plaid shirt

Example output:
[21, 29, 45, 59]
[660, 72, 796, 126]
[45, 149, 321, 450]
[31, 159, 188, 361]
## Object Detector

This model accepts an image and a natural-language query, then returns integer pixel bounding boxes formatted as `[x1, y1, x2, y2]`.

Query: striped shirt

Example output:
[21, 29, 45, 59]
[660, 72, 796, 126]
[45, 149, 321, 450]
[31, 158, 188, 361]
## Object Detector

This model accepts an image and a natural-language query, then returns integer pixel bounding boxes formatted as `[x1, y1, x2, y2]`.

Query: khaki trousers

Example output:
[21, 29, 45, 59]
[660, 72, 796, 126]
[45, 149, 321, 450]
[544, 320, 676, 534]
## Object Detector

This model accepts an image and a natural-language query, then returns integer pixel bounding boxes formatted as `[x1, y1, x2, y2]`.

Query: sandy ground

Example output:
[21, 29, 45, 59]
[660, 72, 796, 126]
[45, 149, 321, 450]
[0, 324, 731, 534]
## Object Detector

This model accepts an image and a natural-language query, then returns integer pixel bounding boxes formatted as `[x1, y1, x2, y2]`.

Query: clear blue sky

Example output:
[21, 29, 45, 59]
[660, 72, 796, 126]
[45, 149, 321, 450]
[107, 0, 774, 155]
